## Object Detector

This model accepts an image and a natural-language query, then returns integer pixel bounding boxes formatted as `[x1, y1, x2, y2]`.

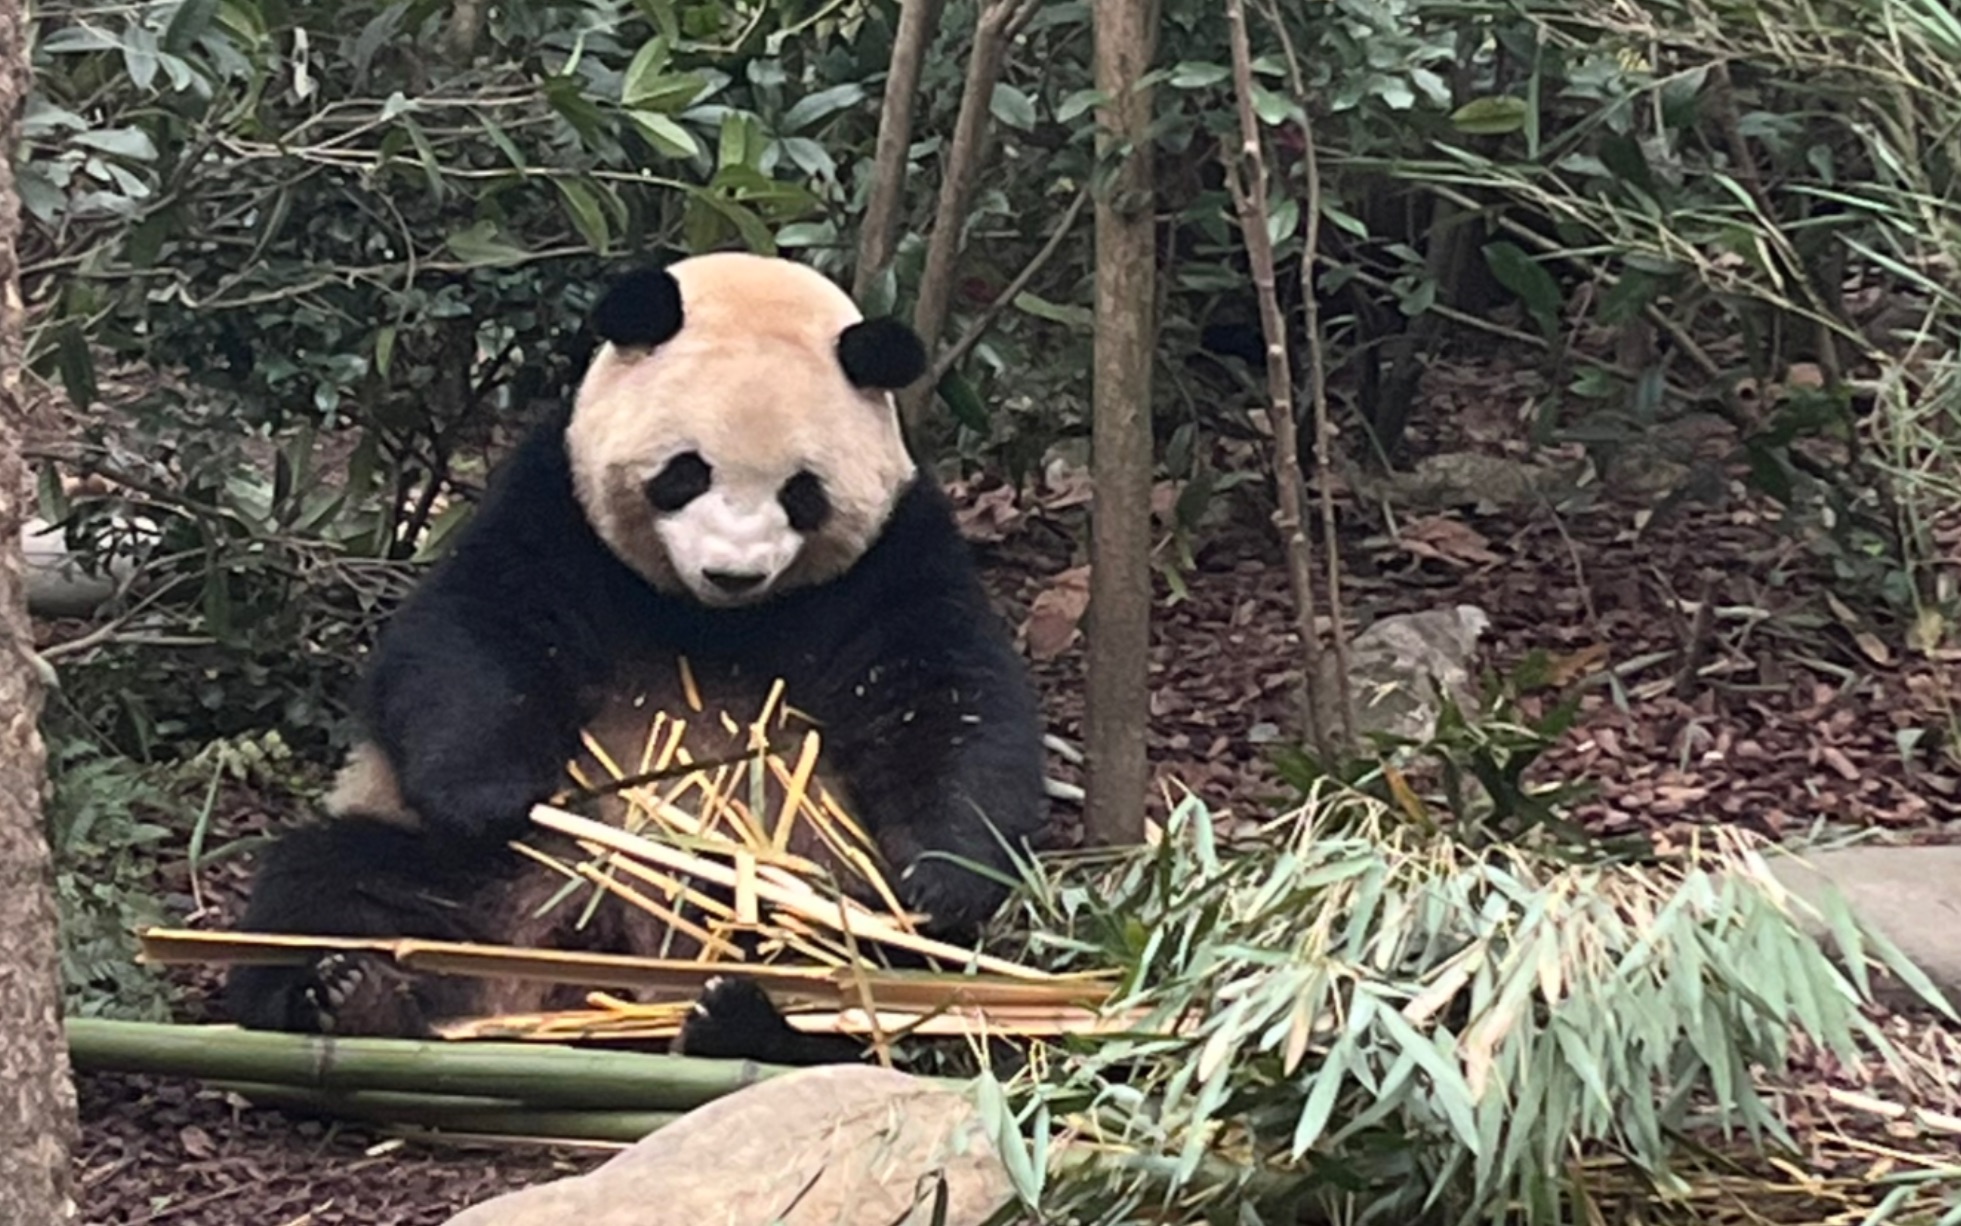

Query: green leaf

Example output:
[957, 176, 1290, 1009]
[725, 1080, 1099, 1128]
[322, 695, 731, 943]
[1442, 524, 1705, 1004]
[555, 178, 611, 252]
[162, 0, 221, 54]
[482, 118, 527, 171]
[373, 326, 398, 379]
[1450, 96, 1529, 136]
[774, 221, 837, 248]
[990, 83, 1037, 131]
[682, 187, 773, 255]
[1012, 292, 1092, 329]
[1169, 61, 1230, 89]
[444, 220, 530, 265]
[411, 499, 477, 563]
[400, 118, 446, 199]
[620, 36, 672, 106]
[717, 111, 757, 171]
[1598, 133, 1656, 199]
[1251, 83, 1298, 126]
[71, 128, 158, 161]
[781, 83, 866, 134]
[936, 369, 990, 432]
[1291, 1035, 1350, 1156]
[627, 109, 701, 160]
[53, 322, 97, 412]
[125, 208, 174, 268]
[1055, 89, 1106, 122]
[1482, 240, 1562, 334]
[39, 26, 120, 53]
[1267, 196, 1299, 247]
[627, 71, 708, 114]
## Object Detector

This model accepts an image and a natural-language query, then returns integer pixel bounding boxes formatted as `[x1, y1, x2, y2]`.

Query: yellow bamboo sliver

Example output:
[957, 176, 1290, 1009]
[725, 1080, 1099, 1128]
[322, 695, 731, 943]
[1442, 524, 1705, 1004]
[676, 656, 703, 713]
[572, 862, 744, 960]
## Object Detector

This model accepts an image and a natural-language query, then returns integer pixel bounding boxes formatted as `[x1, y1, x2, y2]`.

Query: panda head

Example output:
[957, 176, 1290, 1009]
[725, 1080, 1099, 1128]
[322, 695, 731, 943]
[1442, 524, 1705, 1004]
[567, 252, 928, 608]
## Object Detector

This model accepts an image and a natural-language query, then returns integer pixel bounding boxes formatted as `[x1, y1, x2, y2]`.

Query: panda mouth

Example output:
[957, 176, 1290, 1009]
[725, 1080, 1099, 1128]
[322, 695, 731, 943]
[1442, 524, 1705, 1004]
[702, 568, 769, 598]
[686, 565, 779, 607]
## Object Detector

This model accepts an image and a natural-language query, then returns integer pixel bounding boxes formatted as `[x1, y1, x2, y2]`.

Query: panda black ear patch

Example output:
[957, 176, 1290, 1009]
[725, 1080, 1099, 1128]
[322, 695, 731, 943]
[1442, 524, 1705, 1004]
[592, 266, 685, 349]
[836, 318, 927, 390]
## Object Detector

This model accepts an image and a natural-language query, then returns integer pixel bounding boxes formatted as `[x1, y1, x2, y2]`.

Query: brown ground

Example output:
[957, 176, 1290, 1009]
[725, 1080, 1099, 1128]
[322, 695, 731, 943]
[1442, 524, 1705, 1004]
[68, 351, 1961, 1222]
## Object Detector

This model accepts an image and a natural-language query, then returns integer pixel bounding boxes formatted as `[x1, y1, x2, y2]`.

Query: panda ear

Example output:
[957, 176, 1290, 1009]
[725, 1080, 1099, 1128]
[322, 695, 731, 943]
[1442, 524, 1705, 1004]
[837, 318, 927, 390]
[592, 265, 685, 349]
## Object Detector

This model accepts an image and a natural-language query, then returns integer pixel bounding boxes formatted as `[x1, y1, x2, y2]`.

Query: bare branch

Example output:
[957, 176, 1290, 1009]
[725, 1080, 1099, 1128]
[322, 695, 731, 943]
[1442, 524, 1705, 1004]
[898, 0, 1044, 442]
[853, 0, 948, 305]
[1220, 0, 1330, 759]
[1259, 0, 1353, 750]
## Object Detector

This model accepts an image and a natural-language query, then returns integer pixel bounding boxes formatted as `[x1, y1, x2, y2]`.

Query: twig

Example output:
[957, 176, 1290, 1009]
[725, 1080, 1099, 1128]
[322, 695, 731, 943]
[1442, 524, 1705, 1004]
[1261, 0, 1352, 750]
[1220, 0, 1330, 760]
[898, 0, 1044, 441]
[925, 185, 1090, 388]
[852, 0, 949, 303]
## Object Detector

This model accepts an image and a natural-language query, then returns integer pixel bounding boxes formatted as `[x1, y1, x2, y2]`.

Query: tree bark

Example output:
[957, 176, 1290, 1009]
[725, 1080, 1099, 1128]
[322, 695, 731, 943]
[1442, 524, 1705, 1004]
[1082, 0, 1157, 847]
[0, 0, 81, 1216]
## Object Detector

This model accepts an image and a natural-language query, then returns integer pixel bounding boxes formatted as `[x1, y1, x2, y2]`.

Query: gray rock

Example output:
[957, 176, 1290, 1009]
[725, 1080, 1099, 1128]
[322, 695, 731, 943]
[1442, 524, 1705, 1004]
[1314, 604, 1491, 748]
[1764, 843, 1961, 1011]
[443, 1064, 1015, 1226]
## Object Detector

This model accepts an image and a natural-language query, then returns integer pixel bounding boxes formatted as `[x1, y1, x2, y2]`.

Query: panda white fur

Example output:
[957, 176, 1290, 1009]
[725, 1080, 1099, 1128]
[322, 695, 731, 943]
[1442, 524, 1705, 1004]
[225, 253, 1050, 1065]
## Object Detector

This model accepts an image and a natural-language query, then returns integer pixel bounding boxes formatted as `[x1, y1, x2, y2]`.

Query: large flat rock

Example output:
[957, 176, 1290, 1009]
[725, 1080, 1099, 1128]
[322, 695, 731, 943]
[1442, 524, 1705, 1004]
[1765, 843, 1961, 1010]
[443, 1064, 1014, 1226]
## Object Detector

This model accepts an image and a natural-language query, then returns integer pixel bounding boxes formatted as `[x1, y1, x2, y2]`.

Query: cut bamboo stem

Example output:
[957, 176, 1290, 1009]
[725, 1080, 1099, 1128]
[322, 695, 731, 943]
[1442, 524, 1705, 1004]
[65, 1017, 791, 1110]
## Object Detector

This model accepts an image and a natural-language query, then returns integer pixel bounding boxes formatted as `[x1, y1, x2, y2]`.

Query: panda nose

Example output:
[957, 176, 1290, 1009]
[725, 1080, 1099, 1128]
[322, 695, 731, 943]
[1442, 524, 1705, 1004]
[703, 569, 767, 595]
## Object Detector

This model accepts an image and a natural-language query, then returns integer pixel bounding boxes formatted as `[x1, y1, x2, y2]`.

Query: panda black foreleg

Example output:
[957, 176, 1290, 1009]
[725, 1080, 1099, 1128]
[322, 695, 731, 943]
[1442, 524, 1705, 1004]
[360, 601, 596, 846]
[225, 818, 499, 1037]
[845, 715, 1048, 942]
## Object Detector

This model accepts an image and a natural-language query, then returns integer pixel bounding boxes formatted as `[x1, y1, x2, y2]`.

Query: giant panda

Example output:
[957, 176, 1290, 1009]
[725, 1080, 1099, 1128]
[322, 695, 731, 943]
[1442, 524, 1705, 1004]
[224, 252, 1050, 1066]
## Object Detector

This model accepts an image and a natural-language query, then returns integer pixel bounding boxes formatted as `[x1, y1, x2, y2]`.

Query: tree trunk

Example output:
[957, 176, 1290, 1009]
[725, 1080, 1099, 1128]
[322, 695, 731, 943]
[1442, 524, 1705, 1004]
[1081, 0, 1158, 847]
[0, 0, 81, 1216]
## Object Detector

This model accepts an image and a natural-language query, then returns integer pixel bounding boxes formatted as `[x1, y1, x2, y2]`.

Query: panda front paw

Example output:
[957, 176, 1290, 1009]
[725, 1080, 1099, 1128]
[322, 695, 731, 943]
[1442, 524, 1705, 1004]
[303, 951, 430, 1037]
[671, 976, 796, 1059]
[896, 853, 1007, 943]
[672, 976, 866, 1067]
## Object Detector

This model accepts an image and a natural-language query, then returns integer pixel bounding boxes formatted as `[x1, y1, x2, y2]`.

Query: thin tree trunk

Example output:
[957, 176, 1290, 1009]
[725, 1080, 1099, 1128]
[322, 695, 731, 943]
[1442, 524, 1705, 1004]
[1082, 0, 1157, 847]
[0, 0, 81, 1216]
[852, 0, 947, 305]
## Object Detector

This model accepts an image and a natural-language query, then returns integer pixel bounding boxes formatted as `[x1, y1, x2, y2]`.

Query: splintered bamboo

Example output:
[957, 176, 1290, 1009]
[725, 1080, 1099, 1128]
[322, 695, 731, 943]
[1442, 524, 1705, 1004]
[531, 805, 1049, 980]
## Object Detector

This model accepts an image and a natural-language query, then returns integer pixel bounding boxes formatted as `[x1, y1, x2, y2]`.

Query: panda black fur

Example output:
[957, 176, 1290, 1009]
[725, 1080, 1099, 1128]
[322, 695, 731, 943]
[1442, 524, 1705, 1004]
[225, 252, 1049, 1065]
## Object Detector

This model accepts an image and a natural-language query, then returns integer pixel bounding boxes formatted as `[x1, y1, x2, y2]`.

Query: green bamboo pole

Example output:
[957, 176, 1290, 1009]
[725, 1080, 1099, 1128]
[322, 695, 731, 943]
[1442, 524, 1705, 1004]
[67, 1018, 790, 1111]
[212, 1080, 681, 1144]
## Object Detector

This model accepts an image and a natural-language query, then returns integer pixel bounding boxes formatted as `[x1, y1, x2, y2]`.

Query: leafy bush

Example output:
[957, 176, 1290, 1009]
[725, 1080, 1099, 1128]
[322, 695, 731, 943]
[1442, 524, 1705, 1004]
[49, 728, 308, 1020]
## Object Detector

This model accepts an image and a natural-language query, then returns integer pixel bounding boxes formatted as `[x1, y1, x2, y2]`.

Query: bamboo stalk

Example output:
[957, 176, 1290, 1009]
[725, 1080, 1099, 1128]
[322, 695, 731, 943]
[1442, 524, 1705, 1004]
[65, 1018, 791, 1110]
[212, 1080, 682, 1144]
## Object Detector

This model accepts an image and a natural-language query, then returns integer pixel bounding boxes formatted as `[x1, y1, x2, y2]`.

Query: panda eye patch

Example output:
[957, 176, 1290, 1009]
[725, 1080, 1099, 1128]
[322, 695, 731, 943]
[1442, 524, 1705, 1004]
[778, 471, 831, 533]
[645, 451, 713, 513]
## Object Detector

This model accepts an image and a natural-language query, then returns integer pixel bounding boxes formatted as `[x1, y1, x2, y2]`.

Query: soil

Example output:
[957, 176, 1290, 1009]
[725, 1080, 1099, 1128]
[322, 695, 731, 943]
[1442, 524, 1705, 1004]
[65, 349, 1961, 1222]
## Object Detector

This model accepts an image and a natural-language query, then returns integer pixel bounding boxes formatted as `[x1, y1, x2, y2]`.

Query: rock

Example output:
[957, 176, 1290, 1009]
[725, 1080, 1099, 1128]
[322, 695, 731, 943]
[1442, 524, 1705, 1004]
[1764, 843, 1961, 1011]
[1359, 451, 1591, 512]
[1314, 604, 1491, 748]
[442, 1065, 1015, 1226]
